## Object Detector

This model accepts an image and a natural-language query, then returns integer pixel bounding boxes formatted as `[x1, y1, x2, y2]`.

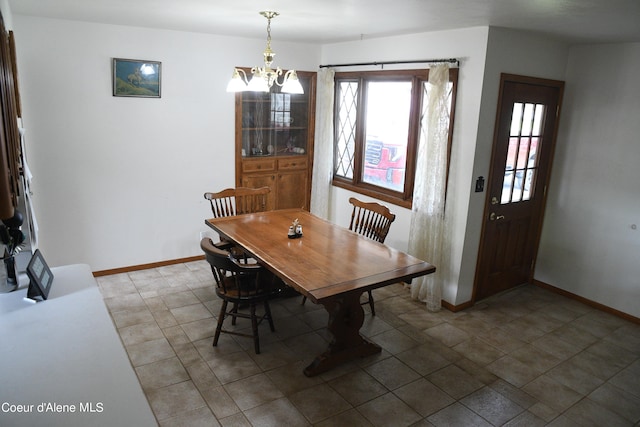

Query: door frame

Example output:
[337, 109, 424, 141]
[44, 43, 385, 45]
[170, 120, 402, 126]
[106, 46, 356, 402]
[472, 73, 565, 302]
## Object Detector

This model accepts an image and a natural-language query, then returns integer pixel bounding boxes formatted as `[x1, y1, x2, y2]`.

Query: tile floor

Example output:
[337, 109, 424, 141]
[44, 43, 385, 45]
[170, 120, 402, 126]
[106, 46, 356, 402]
[97, 260, 640, 427]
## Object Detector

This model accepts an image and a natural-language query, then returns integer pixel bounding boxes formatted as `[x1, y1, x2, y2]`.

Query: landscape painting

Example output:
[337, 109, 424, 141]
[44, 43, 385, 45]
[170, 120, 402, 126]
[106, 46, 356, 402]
[112, 58, 161, 98]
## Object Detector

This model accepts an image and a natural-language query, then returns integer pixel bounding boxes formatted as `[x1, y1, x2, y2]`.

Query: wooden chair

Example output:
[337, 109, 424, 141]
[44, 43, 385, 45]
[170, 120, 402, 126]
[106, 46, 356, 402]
[302, 197, 396, 315]
[204, 186, 271, 218]
[201, 237, 281, 354]
[347, 197, 396, 315]
[204, 186, 271, 256]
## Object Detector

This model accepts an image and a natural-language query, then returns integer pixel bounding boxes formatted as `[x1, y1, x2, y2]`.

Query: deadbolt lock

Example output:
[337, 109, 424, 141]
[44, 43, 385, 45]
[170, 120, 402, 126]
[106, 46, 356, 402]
[491, 197, 499, 205]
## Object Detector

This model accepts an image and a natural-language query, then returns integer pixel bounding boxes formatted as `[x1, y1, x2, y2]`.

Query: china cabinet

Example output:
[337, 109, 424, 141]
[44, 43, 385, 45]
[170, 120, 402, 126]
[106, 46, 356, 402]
[235, 70, 316, 210]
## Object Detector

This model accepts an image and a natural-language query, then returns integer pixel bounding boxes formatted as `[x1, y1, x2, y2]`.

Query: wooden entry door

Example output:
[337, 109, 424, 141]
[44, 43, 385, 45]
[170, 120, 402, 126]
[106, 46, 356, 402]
[474, 74, 564, 301]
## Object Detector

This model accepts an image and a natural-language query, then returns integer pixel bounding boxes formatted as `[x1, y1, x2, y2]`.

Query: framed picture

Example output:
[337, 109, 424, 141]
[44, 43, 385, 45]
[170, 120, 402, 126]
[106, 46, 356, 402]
[112, 58, 161, 98]
[26, 249, 54, 301]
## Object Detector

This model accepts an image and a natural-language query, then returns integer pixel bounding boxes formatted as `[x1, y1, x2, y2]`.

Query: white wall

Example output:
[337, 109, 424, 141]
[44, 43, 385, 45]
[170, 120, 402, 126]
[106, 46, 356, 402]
[321, 27, 490, 305]
[536, 42, 640, 318]
[456, 28, 569, 304]
[13, 16, 319, 271]
[12, 14, 639, 318]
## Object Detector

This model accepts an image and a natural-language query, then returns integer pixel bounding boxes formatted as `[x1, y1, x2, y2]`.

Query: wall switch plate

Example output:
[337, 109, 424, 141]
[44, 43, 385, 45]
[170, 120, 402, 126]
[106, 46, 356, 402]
[475, 176, 484, 192]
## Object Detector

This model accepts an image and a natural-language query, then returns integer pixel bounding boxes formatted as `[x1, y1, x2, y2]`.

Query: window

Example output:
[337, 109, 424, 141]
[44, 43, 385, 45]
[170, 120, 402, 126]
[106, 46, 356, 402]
[332, 69, 457, 208]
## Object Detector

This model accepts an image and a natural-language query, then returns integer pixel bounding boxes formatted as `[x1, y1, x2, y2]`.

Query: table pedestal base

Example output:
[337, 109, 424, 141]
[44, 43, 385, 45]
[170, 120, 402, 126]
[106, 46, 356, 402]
[304, 292, 381, 377]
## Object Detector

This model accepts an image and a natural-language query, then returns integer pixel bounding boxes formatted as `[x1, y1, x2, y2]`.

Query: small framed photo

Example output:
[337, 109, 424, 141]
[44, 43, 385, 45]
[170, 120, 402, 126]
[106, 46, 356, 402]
[26, 249, 54, 301]
[112, 58, 161, 98]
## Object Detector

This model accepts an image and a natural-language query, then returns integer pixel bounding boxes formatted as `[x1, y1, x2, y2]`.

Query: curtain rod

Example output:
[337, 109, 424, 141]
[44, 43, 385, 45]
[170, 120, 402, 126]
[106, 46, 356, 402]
[319, 58, 459, 69]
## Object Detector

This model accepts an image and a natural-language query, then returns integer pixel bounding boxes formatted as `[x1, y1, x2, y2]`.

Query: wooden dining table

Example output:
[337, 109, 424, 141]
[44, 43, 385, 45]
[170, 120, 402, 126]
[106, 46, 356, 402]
[205, 208, 436, 376]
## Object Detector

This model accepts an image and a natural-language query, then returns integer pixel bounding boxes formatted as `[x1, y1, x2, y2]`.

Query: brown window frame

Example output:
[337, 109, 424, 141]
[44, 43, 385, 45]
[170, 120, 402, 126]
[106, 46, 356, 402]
[332, 68, 458, 209]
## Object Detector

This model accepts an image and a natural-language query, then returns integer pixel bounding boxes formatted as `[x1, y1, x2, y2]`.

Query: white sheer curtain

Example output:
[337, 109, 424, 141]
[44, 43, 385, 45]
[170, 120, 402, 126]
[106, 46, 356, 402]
[310, 68, 335, 219]
[407, 64, 451, 311]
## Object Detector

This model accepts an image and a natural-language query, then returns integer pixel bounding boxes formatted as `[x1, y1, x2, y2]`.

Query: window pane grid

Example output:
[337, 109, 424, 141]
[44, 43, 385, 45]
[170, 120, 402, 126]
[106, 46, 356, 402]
[334, 81, 358, 179]
[501, 102, 544, 204]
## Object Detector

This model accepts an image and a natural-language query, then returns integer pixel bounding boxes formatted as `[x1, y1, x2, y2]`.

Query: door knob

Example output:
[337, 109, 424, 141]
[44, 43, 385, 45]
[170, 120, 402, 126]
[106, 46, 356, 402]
[490, 212, 505, 221]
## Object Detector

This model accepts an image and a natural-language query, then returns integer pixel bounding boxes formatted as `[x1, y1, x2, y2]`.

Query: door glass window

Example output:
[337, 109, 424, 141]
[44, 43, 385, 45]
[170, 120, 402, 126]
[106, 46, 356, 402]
[501, 102, 544, 203]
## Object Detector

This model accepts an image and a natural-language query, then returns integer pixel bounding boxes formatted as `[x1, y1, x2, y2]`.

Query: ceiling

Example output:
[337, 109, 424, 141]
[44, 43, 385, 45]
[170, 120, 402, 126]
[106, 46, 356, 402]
[8, 0, 640, 45]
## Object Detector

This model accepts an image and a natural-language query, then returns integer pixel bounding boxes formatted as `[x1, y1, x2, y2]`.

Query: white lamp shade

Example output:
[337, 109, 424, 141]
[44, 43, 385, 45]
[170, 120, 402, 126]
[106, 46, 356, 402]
[226, 69, 248, 92]
[247, 73, 270, 92]
[281, 72, 304, 94]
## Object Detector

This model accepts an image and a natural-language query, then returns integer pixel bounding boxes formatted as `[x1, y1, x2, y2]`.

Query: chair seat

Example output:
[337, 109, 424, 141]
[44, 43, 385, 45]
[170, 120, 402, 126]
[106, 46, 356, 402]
[201, 236, 282, 354]
[215, 276, 280, 301]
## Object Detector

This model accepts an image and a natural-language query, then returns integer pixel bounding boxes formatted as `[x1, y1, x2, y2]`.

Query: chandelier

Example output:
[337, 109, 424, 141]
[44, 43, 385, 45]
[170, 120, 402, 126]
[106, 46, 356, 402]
[226, 11, 304, 94]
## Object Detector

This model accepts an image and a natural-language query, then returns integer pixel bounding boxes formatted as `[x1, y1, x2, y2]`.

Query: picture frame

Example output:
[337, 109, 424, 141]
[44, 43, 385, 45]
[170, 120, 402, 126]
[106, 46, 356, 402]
[112, 58, 161, 98]
[26, 249, 54, 301]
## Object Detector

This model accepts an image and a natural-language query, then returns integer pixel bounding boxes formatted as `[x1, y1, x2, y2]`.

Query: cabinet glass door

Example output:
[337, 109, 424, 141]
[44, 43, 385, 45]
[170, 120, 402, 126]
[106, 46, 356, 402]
[241, 74, 310, 158]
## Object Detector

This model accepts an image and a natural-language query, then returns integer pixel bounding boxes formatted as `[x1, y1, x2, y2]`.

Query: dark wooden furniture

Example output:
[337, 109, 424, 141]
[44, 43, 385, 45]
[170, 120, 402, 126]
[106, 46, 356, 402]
[205, 209, 435, 376]
[200, 237, 281, 354]
[204, 186, 271, 218]
[347, 197, 396, 315]
[234, 70, 316, 211]
[302, 197, 397, 315]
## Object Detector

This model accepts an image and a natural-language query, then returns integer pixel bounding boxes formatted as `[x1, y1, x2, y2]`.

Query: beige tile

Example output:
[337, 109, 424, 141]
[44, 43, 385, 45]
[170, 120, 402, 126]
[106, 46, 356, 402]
[119, 320, 165, 346]
[200, 385, 240, 419]
[127, 337, 176, 367]
[159, 405, 220, 427]
[171, 303, 213, 324]
[224, 373, 284, 411]
[452, 337, 505, 366]
[502, 411, 546, 427]
[162, 290, 201, 309]
[364, 356, 420, 390]
[181, 318, 216, 342]
[289, 383, 352, 423]
[395, 341, 455, 376]
[206, 351, 261, 384]
[428, 402, 493, 426]
[588, 382, 640, 423]
[489, 379, 538, 409]
[185, 359, 221, 391]
[460, 386, 525, 425]
[358, 392, 422, 427]
[218, 412, 251, 427]
[486, 355, 540, 388]
[608, 359, 640, 398]
[509, 344, 562, 375]
[264, 361, 322, 394]
[152, 309, 179, 328]
[393, 378, 455, 417]
[328, 369, 387, 406]
[563, 397, 630, 427]
[102, 265, 638, 427]
[605, 324, 640, 353]
[424, 322, 470, 347]
[146, 380, 207, 421]
[243, 397, 310, 427]
[369, 328, 421, 354]
[136, 357, 190, 391]
[547, 360, 604, 395]
[173, 342, 203, 367]
[427, 364, 484, 399]
[522, 375, 583, 412]
[477, 327, 527, 353]
[103, 292, 148, 312]
[314, 408, 373, 427]
[111, 306, 155, 328]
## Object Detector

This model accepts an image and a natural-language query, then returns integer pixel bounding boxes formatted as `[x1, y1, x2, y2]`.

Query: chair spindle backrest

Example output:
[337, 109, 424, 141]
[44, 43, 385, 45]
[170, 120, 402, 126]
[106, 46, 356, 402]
[204, 187, 271, 218]
[348, 197, 396, 243]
